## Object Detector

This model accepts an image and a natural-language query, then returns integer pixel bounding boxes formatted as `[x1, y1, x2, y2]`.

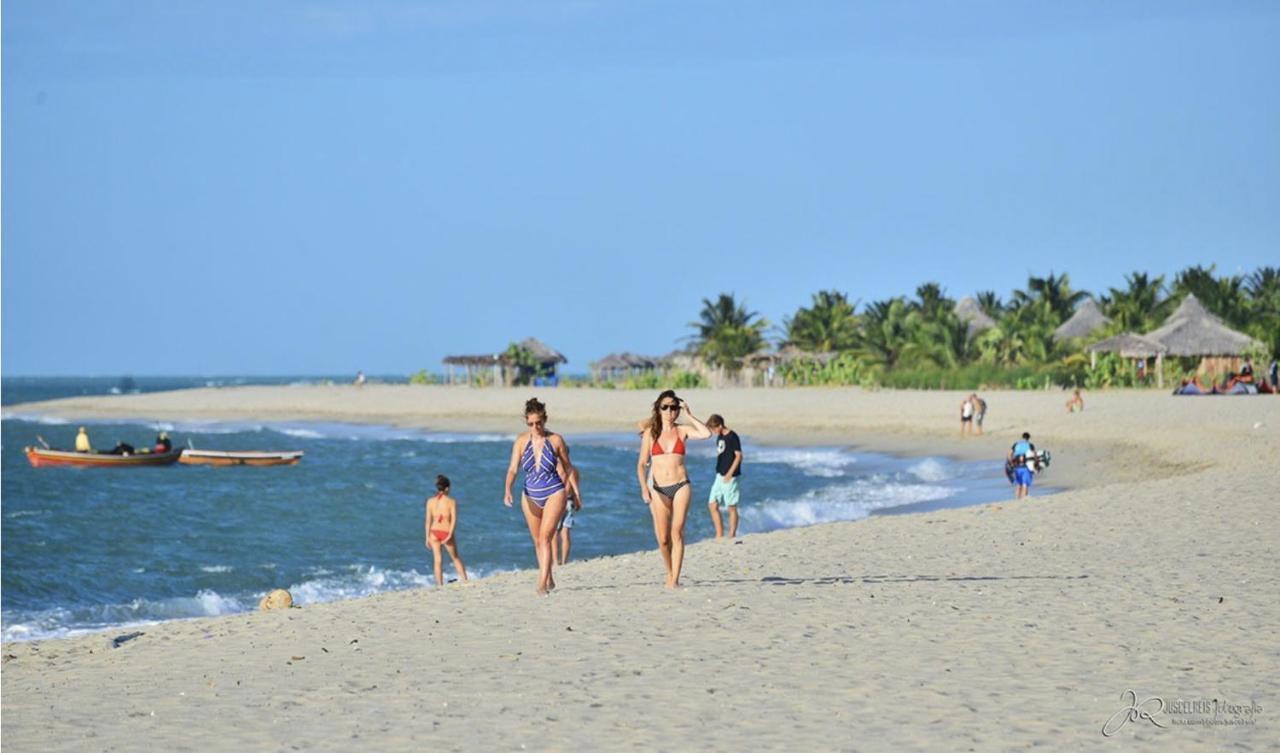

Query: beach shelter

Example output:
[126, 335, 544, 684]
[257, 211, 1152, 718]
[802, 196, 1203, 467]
[1086, 332, 1169, 387]
[954, 297, 996, 338]
[590, 352, 663, 381]
[443, 337, 568, 386]
[1143, 294, 1261, 360]
[1053, 298, 1111, 342]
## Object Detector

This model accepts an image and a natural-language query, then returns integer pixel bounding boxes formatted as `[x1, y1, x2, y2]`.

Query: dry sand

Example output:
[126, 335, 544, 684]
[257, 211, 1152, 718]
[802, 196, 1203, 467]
[3, 387, 1277, 751]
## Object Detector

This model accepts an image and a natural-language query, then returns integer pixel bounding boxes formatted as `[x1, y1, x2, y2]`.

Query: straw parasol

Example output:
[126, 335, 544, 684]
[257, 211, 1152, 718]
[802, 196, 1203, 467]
[1087, 332, 1167, 359]
[1054, 298, 1111, 342]
[954, 297, 996, 338]
[1144, 294, 1261, 357]
[1087, 332, 1169, 387]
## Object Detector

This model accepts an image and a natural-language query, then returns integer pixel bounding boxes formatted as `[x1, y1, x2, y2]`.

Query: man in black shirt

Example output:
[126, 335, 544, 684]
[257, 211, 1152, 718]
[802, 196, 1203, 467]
[705, 414, 743, 538]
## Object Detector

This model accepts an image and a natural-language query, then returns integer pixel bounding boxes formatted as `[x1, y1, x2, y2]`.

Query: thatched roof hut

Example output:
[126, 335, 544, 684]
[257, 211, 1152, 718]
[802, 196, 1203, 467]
[1087, 332, 1169, 387]
[442, 337, 567, 386]
[1144, 294, 1261, 357]
[590, 352, 665, 380]
[747, 345, 836, 366]
[954, 297, 996, 338]
[517, 337, 568, 365]
[1086, 332, 1167, 359]
[1054, 298, 1111, 342]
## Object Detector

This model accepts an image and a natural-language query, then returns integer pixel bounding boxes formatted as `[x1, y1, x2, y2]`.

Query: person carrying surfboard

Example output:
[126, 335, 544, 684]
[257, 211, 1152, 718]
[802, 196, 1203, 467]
[1007, 432, 1036, 500]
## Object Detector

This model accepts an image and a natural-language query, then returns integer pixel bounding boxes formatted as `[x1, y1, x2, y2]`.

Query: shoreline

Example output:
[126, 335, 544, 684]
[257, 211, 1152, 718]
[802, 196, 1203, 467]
[6, 383, 1201, 491]
[3, 385, 1276, 751]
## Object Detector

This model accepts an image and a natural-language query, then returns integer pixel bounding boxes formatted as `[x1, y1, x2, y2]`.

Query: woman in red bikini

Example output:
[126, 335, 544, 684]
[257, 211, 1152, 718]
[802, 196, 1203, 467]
[636, 390, 712, 588]
[425, 474, 468, 586]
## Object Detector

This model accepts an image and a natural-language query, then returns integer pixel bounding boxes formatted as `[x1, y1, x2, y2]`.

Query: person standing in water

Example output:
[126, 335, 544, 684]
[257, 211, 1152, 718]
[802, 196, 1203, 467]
[960, 395, 975, 436]
[504, 397, 581, 594]
[425, 474, 468, 586]
[552, 467, 581, 566]
[636, 390, 712, 588]
[705, 414, 743, 539]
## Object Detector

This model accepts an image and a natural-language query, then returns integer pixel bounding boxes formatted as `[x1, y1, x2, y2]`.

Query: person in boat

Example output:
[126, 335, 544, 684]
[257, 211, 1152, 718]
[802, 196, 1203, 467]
[154, 432, 172, 453]
[636, 390, 713, 589]
[108, 441, 135, 456]
[503, 397, 581, 595]
[75, 427, 93, 453]
[425, 474, 468, 586]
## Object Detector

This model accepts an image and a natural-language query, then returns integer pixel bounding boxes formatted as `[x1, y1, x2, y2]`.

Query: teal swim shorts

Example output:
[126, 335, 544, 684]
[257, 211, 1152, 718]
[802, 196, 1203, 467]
[708, 475, 740, 507]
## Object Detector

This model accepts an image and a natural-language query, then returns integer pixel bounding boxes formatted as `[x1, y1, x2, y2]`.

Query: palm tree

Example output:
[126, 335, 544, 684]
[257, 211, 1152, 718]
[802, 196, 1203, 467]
[976, 300, 1060, 366]
[1245, 266, 1280, 358]
[1012, 272, 1088, 324]
[783, 290, 860, 352]
[903, 310, 973, 369]
[1101, 272, 1169, 332]
[688, 293, 767, 371]
[975, 291, 1005, 318]
[908, 282, 953, 322]
[1173, 265, 1248, 327]
[856, 298, 911, 369]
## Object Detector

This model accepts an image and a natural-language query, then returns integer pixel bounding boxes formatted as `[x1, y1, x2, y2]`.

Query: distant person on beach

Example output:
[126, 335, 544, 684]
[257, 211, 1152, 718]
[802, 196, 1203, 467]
[960, 396, 974, 435]
[354, 371, 366, 387]
[970, 394, 987, 435]
[425, 475, 468, 586]
[705, 414, 743, 538]
[1269, 359, 1278, 389]
[1008, 432, 1036, 500]
[552, 467, 582, 566]
[1066, 390, 1085, 413]
[636, 390, 713, 588]
[154, 432, 172, 453]
[75, 427, 92, 453]
[504, 397, 581, 594]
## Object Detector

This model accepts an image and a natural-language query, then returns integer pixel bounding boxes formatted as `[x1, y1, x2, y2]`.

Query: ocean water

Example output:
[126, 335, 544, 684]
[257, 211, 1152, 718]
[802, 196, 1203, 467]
[1, 377, 1030, 642]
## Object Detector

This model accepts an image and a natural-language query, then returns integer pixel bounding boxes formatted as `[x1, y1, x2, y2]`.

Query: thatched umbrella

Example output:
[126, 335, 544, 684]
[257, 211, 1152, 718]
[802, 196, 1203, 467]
[1087, 332, 1168, 387]
[954, 297, 996, 338]
[517, 337, 568, 366]
[1054, 298, 1111, 342]
[1144, 294, 1261, 357]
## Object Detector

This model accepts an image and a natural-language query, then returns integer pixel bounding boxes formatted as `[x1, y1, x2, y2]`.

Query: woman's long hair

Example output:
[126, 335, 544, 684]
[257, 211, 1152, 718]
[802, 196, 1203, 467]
[647, 389, 678, 441]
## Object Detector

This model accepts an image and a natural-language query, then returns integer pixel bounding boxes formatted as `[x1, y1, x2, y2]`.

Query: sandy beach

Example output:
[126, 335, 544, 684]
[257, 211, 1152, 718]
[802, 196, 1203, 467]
[3, 386, 1277, 751]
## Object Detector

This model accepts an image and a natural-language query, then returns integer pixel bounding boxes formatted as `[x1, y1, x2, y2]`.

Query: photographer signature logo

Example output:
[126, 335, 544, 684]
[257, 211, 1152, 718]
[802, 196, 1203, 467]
[1102, 690, 1167, 736]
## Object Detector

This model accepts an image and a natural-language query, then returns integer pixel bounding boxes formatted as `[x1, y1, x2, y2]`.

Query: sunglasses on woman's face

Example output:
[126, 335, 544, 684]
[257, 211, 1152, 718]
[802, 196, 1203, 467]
[660, 404, 680, 412]
[527, 420, 545, 428]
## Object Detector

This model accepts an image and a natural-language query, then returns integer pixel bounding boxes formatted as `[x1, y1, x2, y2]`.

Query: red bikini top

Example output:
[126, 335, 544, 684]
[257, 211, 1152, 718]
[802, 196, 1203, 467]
[651, 432, 686, 456]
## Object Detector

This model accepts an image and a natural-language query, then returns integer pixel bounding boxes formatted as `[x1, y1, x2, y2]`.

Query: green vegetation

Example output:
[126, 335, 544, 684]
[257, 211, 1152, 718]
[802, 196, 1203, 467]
[754, 266, 1277, 390]
[687, 294, 767, 372]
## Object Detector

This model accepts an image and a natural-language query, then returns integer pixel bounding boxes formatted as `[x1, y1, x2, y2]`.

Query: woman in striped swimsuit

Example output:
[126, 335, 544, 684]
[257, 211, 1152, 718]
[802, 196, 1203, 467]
[636, 390, 712, 588]
[504, 397, 581, 594]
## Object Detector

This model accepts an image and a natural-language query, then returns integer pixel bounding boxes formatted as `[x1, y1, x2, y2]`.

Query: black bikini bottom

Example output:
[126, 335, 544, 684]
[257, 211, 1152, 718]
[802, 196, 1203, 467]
[651, 479, 690, 499]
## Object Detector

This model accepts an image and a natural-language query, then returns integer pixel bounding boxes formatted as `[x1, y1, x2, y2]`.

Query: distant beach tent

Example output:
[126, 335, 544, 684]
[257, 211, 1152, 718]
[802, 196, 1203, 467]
[954, 297, 996, 338]
[1086, 332, 1168, 387]
[443, 337, 568, 386]
[590, 352, 666, 381]
[746, 346, 835, 386]
[1053, 298, 1111, 342]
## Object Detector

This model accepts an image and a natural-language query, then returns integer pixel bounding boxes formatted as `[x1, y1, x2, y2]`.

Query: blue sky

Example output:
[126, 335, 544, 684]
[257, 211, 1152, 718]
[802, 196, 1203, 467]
[3, 1, 1277, 375]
